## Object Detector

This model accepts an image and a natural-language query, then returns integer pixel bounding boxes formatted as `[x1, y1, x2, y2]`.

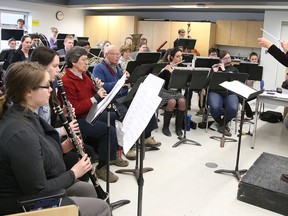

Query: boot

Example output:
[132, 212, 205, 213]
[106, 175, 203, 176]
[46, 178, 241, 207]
[162, 110, 173, 137]
[176, 110, 185, 137]
[214, 117, 223, 127]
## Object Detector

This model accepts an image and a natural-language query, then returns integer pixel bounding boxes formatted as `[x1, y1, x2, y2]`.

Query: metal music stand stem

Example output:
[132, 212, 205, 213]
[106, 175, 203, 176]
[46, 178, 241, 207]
[214, 98, 248, 180]
[105, 105, 130, 211]
[115, 132, 152, 216]
[168, 68, 207, 147]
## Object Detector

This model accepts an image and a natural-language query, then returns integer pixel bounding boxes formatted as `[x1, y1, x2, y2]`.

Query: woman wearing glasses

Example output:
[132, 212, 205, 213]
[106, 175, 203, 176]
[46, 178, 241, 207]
[207, 50, 239, 137]
[0, 62, 110, 215]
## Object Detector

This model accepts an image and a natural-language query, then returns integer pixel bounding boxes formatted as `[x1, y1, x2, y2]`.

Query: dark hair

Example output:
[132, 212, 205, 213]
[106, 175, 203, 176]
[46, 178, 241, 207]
[208, 47, 219, 55]
[66, 46, 88, 68]
[17, 18, 25, 24]
[169, 47, 182, 62]
[159, 48, 172, 63]
[20, 35, 31, 43]
[29, 33, 40, 40]
[8, 38, 16, 44]
[76, 40, 90, 47]
[249, 52, 258, 59]
[218, 50, 229, 60]
[0, 62, 45, 118]
[30, 46, 58, 67]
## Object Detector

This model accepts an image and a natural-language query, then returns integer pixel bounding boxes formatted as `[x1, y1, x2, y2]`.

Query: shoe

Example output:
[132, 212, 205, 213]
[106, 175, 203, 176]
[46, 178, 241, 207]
[217, 126, 232, 137]
[95, 166, 119, 183]
[144, 136, 161, 147]
[176, 128, 183, 137]
[281, 174, 288, 182]
[124, 149, 136, 160]
[196, 108, 204, 116]
[162, 127, 172, 137]
[110, 157, 129, 167]
[244, 115, 254, 121]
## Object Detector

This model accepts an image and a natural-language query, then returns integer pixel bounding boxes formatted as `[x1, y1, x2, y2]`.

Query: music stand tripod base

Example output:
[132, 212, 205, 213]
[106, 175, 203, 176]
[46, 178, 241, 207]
[172, 136, 201, 148]
[115, 167, 153, 179]
[110, 199, 131, 211]
[214, 169, 247, 181]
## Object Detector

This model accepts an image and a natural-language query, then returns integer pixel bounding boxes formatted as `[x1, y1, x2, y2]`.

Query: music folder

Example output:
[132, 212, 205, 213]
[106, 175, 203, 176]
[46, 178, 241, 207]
[85, 74, 126, 125]
[220, 80, 264, 100]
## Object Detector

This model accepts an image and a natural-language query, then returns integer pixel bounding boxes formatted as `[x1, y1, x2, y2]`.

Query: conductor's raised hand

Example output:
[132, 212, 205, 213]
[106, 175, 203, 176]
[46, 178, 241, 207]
[258, 37, 272, 49]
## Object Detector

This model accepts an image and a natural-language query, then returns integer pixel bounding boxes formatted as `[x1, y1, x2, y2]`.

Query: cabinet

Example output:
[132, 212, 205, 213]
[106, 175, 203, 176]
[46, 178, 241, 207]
[84, 16, 137, 47]
[138, 21, 216, 56]
[215, 20, 263, 48]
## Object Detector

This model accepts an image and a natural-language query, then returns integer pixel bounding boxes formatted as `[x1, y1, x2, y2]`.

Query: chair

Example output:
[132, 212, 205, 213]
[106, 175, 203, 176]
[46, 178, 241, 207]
[9, 205, 78, 216]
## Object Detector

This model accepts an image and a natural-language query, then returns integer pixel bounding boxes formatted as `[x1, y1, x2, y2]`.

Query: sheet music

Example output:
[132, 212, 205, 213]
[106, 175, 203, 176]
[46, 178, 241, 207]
[220, 80, 257, 99]
[116, 74, 164, 154]
[86, 74, 126, 123]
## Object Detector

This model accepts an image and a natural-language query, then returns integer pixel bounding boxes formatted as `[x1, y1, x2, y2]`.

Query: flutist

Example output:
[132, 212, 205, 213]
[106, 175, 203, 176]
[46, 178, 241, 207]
[58, 46, 129, 183]
[158, 47, 186, 137]
[0, 62, 111, 216]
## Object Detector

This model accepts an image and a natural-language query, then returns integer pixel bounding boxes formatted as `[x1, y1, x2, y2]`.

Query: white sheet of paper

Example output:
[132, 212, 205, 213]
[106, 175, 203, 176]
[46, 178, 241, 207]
[220, 80, 257, 99]
[86, 74, 126, 123]
[115, 74, 164, 154]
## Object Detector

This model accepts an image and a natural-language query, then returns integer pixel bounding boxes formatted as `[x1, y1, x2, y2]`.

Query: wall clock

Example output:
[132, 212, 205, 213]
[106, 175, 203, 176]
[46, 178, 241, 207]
[56, 11, 64, 21]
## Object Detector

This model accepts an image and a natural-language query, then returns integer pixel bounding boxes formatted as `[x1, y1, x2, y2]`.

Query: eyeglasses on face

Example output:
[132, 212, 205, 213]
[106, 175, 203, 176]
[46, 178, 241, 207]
[108, 53, 120, 57]
[32, 84, 51, 90]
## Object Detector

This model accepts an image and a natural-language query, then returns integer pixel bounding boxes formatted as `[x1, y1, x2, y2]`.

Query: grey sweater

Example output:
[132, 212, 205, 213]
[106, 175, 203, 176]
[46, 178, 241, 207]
[0, 104, 75, 215]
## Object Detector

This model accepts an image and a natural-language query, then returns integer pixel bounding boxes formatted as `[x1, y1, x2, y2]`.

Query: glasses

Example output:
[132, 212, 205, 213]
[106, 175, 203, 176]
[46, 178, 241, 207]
[222, 56, 231, 60]
[108, 53, 120, 57]
[33, 84, 51, 90]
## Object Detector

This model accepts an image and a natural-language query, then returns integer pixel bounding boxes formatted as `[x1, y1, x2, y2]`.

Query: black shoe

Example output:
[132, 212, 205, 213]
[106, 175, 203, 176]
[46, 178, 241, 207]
[162, 127, 172, 137]
[217, 126, 232, 137]
[281, 174, 288, 182]
[176, 129, 183, 137]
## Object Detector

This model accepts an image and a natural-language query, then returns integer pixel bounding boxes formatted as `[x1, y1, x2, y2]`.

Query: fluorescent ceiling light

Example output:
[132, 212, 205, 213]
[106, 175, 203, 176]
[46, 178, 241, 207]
[171, 5, 207, 9]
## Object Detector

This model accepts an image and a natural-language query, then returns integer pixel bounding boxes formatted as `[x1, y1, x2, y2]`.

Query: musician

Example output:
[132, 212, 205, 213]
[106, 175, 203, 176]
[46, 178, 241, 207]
[118, 44, 133, 70]
[130, 42, 149, 61]
[56, 34, 74, 57]
[30, 46, 98, 182]
[92, 45, 161, 151]
[207, 50, 239, 137]
[58, 46, 128, 183]
[98, 40, 111, 58]
[158, 47, 186, 137]
[0, 62, 110, 216]
[8, 38, 17, 49]
[8, 35, 32, 66]
[30, 33, 41, 49]
[49, 27, 58, 50]
[173, 28, 186, 48]
[76, 40, 91, 53]
[16, 18, 27, 33]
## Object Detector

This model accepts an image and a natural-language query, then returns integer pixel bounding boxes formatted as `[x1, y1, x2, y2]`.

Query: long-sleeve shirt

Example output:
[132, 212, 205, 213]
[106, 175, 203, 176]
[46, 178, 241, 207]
[59, 68, 97, 118]
[92, 60, 128, 98]
[0, 104, 75, 215]
[268, 44, 288, 67]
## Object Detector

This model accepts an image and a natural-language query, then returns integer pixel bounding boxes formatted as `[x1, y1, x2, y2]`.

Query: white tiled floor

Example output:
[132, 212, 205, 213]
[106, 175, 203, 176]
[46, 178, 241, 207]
[101, 99, 288, 216]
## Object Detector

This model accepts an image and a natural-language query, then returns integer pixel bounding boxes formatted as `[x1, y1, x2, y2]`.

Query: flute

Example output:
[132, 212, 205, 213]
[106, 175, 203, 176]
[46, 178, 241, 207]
[52, 102, 109, 202]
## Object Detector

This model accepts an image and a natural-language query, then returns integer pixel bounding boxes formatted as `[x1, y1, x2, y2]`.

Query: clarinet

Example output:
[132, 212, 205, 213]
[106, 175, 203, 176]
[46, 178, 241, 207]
[52, 102, 109, 202]
[86, 70, 123, 120]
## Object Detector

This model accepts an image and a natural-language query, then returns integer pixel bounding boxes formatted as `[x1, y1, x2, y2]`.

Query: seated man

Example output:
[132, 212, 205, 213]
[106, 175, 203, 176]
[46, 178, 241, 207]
[58, 46, 128, 183]
[92, 45, 161, 154]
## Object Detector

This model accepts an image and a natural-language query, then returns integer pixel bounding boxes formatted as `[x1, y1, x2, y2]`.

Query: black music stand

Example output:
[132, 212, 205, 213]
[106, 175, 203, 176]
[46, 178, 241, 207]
[177, 38, 197, 50]
[1, 29, 24, 40]
[208, 73, 248, 146]
[195, 57, 220, 68]
[135, 52, 161, 62]
[85, 77, 130, 211]
[168, 68, 206, 147]
[214, 81, 264, 180]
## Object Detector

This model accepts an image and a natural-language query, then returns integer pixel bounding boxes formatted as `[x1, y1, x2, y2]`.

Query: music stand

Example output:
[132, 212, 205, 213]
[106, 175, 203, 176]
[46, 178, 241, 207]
[90, 48, 101, 57]
[207, 73, 248, 146]
[127, 63, 153, 84]
[195, 57, 220, 68]
[214, 80, 264, 180]
[77, 36, 89, 41]
[168, 68, 207, 147]
[234, 63, 263, 81]
[1, 29, 24, 40]
[85, 75, 130, 211]
[177, 38, 197, 50]
[135, 52, 161, 62]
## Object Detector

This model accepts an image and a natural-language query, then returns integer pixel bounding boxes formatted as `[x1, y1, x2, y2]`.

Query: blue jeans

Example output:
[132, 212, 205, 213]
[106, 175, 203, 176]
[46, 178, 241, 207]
[208, 92, 238, 124]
